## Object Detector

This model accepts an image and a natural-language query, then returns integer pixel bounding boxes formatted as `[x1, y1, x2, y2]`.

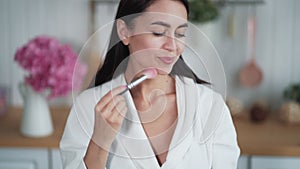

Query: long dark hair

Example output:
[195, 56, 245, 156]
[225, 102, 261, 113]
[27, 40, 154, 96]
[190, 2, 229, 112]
[94, 0, 209, 86]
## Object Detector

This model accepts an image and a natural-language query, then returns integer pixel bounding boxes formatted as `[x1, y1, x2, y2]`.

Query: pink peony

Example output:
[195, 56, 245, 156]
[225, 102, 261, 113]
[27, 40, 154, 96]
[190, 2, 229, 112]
[15, 35, 87, 99]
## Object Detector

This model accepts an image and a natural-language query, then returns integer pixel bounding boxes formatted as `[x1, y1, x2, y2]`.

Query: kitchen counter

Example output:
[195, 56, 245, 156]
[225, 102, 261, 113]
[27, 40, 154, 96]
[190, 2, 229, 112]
[1, 107, 300, 156]
[0, 107, 70, 148]
[234, 113, 300, 157]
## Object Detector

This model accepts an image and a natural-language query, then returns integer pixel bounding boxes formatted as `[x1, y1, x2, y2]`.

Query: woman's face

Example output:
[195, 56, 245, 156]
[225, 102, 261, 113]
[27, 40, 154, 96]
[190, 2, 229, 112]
[123, 0, 188, 75]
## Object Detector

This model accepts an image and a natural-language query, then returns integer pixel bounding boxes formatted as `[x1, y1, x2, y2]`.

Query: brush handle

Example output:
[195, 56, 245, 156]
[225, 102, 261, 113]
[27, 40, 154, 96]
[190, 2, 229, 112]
[118, 87, 129, 95]
[118, 75, 148, 95]
[127, 75, 147, 89]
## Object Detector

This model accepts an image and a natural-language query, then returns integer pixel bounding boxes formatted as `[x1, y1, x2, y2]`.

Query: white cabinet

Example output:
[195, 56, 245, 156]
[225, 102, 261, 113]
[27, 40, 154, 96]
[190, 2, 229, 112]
[0, 161, 35, 169]
[238, 155, 249, 169]
[236, 155, 300, 169]
[0, 148, 63, 169]
[0, 148, 49, 169]
[251, 156, 300, 169]
[50, 149, 63, 169]
[2, 148, 300, 169]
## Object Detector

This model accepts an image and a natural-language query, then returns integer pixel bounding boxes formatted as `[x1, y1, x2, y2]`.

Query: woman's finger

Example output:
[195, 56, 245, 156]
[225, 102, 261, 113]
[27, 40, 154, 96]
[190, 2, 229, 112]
[101, 95, 124, 117]
[95, 85, 126, 112]
[111, 100, 127, 120]
[117, 107, 128, 121]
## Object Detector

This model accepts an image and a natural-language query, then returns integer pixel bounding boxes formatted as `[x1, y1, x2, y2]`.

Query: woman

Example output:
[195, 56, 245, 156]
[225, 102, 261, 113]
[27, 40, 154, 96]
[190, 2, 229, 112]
[60, 0, 240, 169]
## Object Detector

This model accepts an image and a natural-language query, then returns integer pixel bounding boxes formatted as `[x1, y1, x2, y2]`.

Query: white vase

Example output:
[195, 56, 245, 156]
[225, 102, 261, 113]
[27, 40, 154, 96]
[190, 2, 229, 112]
[19, 83, 53, 137]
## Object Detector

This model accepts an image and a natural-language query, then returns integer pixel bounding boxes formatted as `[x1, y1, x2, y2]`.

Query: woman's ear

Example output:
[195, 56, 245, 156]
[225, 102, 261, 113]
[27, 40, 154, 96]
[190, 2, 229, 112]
[117, 19, 130, 46]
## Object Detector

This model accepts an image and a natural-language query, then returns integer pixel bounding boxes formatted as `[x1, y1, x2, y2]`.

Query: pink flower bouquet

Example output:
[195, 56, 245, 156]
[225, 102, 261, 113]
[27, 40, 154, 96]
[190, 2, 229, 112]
[14, 35, 87, 99]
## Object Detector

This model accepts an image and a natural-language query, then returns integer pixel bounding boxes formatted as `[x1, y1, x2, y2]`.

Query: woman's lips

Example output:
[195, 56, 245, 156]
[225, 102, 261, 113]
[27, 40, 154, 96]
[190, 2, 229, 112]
[158, 57, 175, 64]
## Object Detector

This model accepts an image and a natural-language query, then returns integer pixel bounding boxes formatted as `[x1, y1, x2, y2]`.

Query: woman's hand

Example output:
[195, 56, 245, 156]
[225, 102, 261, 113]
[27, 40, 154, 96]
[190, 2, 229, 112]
[92, 86, 128, 150]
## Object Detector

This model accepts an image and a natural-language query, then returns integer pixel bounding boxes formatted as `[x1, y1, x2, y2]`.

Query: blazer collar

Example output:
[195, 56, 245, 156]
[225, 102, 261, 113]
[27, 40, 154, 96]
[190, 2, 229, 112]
[111, 74, 198, 169]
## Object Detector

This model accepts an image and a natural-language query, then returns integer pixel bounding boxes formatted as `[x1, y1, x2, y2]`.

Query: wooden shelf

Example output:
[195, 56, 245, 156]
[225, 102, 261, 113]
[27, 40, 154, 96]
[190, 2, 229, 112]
[90, 0, 265, 5]
[0, 107, 70, 148]
[213, 0, 265, 6]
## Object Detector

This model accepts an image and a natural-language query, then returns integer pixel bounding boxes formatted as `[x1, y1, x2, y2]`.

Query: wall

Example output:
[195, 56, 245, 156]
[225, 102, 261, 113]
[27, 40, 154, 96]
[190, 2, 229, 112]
[0, 0, 299, 108]
[215, 0, 300, 108]
[0, 0, 90, 106]
[91, 0, 300, 109]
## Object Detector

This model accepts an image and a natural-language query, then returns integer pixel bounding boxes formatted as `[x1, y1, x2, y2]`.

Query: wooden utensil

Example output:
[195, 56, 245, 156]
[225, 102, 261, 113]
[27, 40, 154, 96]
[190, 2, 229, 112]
[239, 8, 263, 88]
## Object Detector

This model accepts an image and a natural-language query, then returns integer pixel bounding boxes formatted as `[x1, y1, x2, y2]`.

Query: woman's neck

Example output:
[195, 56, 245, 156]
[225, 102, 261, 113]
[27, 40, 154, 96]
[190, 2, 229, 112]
[125, 73, 175, 102]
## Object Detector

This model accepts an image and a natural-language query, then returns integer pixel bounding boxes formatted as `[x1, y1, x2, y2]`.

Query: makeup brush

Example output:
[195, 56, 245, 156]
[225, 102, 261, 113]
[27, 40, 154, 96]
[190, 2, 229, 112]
[119, 68, 157, 95]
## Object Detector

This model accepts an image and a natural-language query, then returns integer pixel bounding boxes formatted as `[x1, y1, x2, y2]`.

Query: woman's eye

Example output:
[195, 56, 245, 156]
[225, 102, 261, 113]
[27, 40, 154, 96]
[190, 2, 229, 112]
[152, 32, 165, 36]
[175, 33, 186, 38]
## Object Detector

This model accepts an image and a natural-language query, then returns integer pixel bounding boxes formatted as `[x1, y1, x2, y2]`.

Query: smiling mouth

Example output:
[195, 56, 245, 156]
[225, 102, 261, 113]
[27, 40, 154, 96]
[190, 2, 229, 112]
[158, 57, 175, 64]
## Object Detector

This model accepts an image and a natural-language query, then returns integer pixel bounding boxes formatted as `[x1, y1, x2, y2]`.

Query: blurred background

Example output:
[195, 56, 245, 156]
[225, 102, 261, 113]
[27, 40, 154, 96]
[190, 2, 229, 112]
[0, 0, 300, 169]
[0, 0, 299, 107]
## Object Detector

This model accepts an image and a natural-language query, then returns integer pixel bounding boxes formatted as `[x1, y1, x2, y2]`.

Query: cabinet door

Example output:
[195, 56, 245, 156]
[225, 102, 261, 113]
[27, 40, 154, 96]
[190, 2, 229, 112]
[251, 156, 300, 169]
[0, 161, 35, 169]
[238, 155, 249, 169]
[50, 149, 63, 169]
[0, 148, 49, 169]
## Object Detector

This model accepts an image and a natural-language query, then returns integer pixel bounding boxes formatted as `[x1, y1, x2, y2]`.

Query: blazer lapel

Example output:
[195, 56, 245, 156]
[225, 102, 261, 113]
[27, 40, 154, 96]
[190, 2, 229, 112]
[109, 74, 160, 169]
[110, 75, 199, 169]
[162, 76, 198, 169]
[117, 91, 161, 169]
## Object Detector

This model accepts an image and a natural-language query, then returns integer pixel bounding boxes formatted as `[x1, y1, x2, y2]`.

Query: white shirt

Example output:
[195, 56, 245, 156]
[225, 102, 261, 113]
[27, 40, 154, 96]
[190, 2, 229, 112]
[60, 75, 240, 169]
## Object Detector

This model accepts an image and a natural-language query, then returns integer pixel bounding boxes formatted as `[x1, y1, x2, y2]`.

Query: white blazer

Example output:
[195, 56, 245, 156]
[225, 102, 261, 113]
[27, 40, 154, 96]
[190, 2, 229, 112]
[60, 74, 240, 169]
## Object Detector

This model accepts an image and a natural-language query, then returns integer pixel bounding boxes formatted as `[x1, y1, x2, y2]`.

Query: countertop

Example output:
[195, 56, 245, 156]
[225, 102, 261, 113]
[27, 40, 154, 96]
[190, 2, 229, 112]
[234, 113, 300, 157]
[0, 107, 70, 148]
[1, 107, 300, 156]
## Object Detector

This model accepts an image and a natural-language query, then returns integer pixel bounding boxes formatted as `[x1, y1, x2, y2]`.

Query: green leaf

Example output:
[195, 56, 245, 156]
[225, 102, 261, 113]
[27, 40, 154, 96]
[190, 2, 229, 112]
[189, 0, 219, 23]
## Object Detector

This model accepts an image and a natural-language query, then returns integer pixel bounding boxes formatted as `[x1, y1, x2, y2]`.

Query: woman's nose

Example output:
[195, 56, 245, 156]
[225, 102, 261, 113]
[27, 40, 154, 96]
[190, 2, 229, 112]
[163, 35, 177, 52]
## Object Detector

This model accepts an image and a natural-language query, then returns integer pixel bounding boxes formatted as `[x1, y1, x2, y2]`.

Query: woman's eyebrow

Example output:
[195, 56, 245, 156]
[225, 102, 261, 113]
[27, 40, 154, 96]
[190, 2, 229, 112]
[150, 21, 188, 28]
[178, 23, 188, 28]
[151, 21, 171, 28]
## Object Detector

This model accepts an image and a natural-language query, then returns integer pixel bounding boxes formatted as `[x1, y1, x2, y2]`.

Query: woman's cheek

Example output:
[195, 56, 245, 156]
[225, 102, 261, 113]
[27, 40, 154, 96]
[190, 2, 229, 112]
[176, 40, 186, 53]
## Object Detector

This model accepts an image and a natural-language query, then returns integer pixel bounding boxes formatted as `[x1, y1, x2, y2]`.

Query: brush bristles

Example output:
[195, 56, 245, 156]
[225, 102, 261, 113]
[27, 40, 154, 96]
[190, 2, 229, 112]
[143, 68, 157, 79]
[127, 68, 157, 90]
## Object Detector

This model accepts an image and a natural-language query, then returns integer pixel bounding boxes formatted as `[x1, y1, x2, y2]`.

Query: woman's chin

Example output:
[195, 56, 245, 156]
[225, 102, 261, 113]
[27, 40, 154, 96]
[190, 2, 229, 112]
[156, 68, 172, 75]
